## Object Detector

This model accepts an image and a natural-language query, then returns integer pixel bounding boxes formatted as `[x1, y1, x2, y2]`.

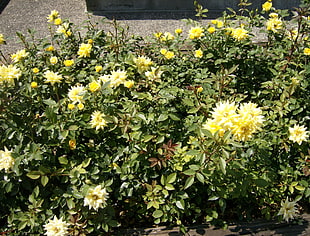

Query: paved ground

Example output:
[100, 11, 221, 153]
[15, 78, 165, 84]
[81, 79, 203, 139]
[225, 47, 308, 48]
[0, 1, 309, 235]
[0, 0, 210, 57]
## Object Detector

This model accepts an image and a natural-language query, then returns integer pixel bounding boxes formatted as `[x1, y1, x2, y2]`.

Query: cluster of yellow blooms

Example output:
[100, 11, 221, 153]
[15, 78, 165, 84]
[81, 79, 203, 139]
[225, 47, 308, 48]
[47, 10, 72, 37]
[11, 49, 29, 63]
[99, 69, 132, 88]
[160, 48, 175, 59]
[203, 101, 264, 141]
[188, 27, 205, 39]
[266, 13, 283, 33]
[0, 147, 14, 172]
[133, 56, 153, 73]
[0, 64, 21, 84]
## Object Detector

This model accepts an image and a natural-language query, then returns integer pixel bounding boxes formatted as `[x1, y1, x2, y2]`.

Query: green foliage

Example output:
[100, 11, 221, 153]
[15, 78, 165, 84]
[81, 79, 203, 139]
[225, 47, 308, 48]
[0, 2, 309, 235]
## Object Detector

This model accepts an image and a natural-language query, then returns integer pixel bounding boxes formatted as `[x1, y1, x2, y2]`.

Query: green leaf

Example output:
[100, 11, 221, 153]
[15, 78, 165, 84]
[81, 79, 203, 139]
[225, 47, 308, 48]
[184, 175, 195, 189]
[58, 156, 68, 165]
[167, 173, 177, 184]
[153, 210, 163, 218]
[176, 200, 185, 210]
[68, 125, 79, 131]
[158, 114, 168, 122]
[182, 98, 195, 107]
[196, 172, 204, 183]
[27, 171, 41, 179]
[165, 183, 175, 191]
[189, 164, 200, 171]
[295, 185, 305, 191]
[219, 157, 226, 175]
[143, 134, 154, 142]
[41, 175, 49, 186]
[183, 169, 196, 176]
[254, 179, 269, 187]
[43, 99, 57, 106]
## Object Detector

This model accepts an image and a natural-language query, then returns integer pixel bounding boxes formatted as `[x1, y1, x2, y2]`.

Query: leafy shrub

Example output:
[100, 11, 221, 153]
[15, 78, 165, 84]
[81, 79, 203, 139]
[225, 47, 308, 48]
[0, 1, 309, 235]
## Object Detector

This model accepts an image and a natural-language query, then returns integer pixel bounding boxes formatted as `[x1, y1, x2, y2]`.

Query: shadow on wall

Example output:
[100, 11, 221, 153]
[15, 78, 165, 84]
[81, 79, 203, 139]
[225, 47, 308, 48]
[0, 0, 10, 14]
[85, 0, 301, 20]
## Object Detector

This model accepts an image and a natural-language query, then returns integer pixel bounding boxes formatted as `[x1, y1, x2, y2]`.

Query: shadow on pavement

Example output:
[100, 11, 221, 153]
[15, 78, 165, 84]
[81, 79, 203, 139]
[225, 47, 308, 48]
[0, 0, 10, 14]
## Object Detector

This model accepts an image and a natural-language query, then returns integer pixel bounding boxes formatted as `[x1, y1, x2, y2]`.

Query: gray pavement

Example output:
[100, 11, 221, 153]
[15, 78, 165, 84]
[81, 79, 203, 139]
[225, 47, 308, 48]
[0, 0, 207, 57]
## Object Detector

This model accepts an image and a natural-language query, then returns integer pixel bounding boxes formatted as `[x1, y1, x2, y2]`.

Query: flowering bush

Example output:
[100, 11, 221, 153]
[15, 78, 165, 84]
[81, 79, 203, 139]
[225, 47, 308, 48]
[0, 0, 310, 235]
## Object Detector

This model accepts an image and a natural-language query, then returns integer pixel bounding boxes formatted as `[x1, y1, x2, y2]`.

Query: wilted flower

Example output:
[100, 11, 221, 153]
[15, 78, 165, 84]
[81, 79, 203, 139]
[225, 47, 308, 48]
[44, 71, 63, 85]
[69, 139, 76, 150]
[68, 85, 86, 104]
[90, 111, 107, 130]
[289, 124, 309, 145]
[189, 27, 204, 39]
[84, 185, 109, 211]
[278, 198, 298, 222]
[11, 49, 29, 62]
[0, 147, 14, 172]
[43, 216, 69, 236]
[77, 43, 92, 58]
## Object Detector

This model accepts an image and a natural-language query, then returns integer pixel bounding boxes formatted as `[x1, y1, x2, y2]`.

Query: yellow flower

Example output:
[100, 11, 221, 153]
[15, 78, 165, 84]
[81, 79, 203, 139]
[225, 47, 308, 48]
[64, 59, 74, 67]
[56, 23, 72, 37]
[175, 28, 183, 34]
[77, 43, 92, 58]
[202, 119, 225, 137]
[304, 48, 310, 55]
[266, 17, 283, 33]
[232, 102, 264, 141]
[164, 51, 175, 59]
[88, 39, 94, 44]
[68, 85, 86, 104]
[124, 80, 134, 88]
[262, 1, 272, 11]
[47, 10, 59, 23]
[32, 67, 40, 73]
[189, 27, 204, 39]
[211, 101, 238, 130]
[84, 185, 109, 211]
[50, 56, 58, 64]
[145, 67, 163, 81]
[160, 32, 175, 41]
[44, 70, 63, 85]
[95, 65, 103, 72]
[289, 124, 309, 145]
[44, 216, 69, 236]
[31, 81, 38, 88]
[0, 147, 14, 172]
[0, 65, 21, 84]
[194, 49, 203, 58]
[89, 80, 101, 92]
[68, 103, 75, 110]
[90, 111, 107, 130]
[231, 27, 249, 40]
[77, 103, 84, 110]
[45, 45, 54, 52]
[196, 87, 203, 93]
[69, 139, 76, 150]
[160, 48, 167, 55]
[216, 20, 224, 28]
[269, 12, 278, 18]
[0, 34, 6, 44]
[54, 18, 62, 25]
[154, 32, 163, 39]
[207, 27, 216, 34]
[278, 198, 298, 222]
[134, 56, 153, 73]
[11, 49, 29, 62]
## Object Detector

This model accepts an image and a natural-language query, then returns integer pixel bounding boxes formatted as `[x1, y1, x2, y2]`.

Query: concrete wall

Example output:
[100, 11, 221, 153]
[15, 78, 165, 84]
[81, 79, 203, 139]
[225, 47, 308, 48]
[85, 0, 301, 18]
